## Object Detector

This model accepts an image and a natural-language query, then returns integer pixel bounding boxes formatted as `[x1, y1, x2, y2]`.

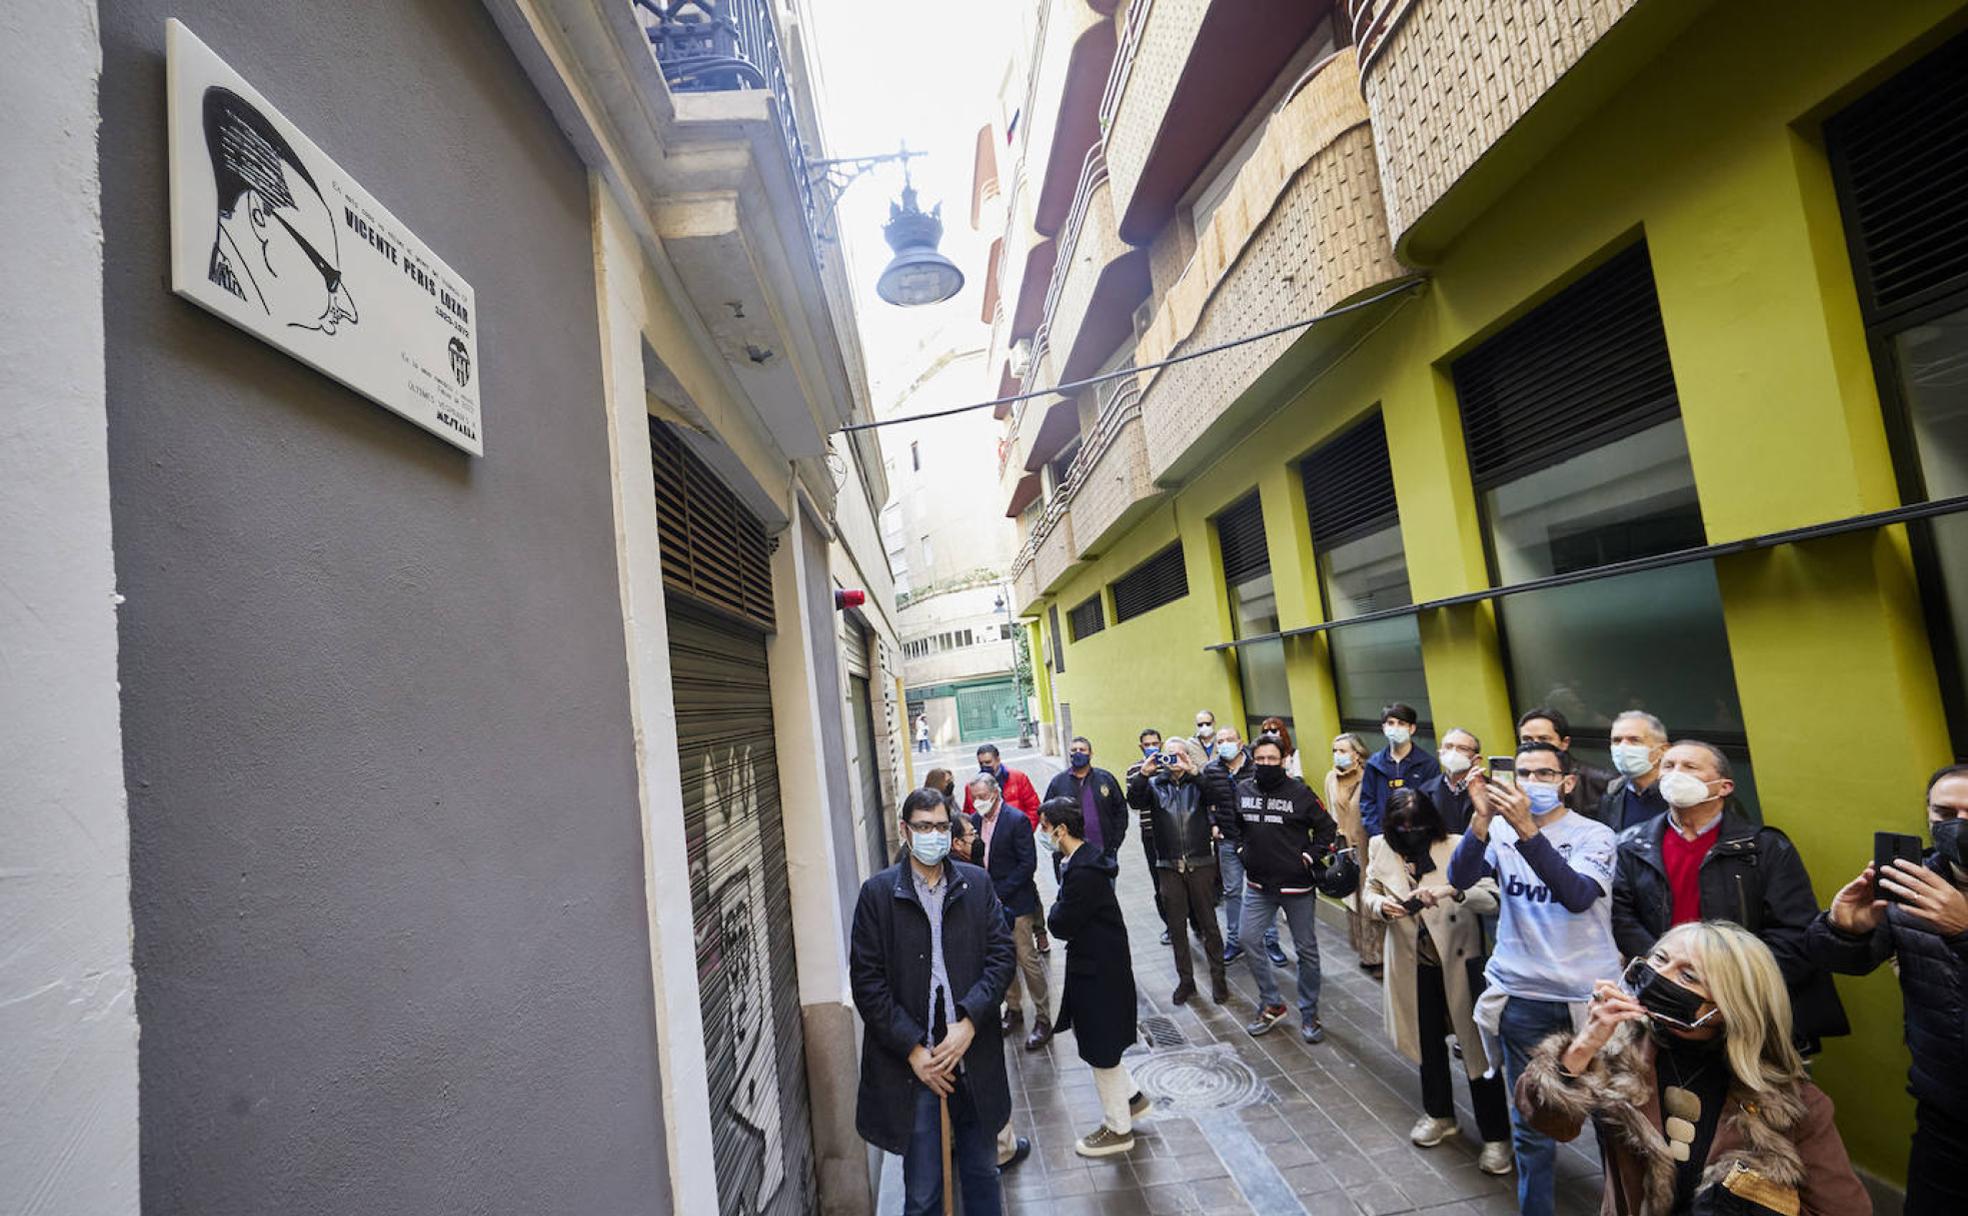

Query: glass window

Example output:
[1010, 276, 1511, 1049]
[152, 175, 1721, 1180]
[1898, 306, 1968, 498]
[1230, 573, 1291, 727]
[1498, 559, 1758, 817]
[1321, 524, 1413, 617]
[1484, 419, 1705, 583]
[1328, 616, 1433, 747]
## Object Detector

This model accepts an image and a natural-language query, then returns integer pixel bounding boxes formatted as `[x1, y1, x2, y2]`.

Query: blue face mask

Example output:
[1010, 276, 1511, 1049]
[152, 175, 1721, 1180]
[1142, 744, 1158, 757]
[1070, 752, 1091, 770]
[1036, 827, 1059, 854]
[909, 827, 951, 866]
[1523, 782, 1564, 815]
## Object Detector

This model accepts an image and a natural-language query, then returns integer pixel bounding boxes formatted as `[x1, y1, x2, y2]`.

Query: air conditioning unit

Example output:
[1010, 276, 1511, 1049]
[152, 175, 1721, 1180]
[1009, 338, 1033, 379]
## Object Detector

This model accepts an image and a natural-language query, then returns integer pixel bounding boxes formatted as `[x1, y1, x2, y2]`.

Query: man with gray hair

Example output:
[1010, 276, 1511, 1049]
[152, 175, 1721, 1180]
[968, 771, 1050, 1051]
[1594, 709, 1670, 831]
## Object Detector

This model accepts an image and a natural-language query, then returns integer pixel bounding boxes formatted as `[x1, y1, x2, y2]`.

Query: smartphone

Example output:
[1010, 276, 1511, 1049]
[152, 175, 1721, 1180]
[1874, 831, 1924, 902]
[1487, 756, 1516, 787]
[1400, 895, 1426, 915]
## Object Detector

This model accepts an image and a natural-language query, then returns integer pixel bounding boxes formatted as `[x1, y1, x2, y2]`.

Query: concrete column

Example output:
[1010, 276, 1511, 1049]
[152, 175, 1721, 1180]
[767, 499, 873, 1216]
[592, 182, 715, 1216]
[0, 4, 140, 1211]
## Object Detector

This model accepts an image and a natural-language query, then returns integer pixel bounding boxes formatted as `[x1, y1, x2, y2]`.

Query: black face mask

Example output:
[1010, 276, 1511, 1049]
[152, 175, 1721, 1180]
[1622, 958, 1715, 1030]
[1252, 763, 1287, 790]
[1387, 828, 1435, 859]
[1934, 817, 1967, 869]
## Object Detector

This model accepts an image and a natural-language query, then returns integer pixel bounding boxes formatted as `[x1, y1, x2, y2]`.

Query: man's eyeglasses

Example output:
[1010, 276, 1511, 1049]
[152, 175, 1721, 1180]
[906, 820, 952, 835]
[1516, 768, 1565, 782]
[270, 211, 344, 294]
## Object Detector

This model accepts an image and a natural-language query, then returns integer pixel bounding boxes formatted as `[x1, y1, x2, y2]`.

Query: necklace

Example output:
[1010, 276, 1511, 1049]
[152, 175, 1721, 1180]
[1656, 1043, 1717, 1163]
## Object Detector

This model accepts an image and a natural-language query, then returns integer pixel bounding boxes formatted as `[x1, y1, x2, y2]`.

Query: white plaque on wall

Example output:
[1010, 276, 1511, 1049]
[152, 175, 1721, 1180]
[165, 19, 484, 455]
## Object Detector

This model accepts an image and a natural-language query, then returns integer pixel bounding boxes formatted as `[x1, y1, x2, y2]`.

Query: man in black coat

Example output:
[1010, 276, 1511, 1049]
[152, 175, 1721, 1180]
[1808, 763, 1968, 1216]
[969, 771, 1052, 1051]
[850, 789, 1016, 1216]
[1039, 796, 1145, 1159]
[1417, 727, 1482, 833]
[1043, 735, 1129, 865]
[1609, 741, 1846, 1049]
[1130, 737, 1230, 1005]
[1205, 725, 1282, 965]
[1234, 734, 1338, 1043]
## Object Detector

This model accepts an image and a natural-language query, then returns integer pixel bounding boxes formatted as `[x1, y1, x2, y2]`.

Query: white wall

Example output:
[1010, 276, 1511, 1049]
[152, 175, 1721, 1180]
[0, 4, 141, 1213]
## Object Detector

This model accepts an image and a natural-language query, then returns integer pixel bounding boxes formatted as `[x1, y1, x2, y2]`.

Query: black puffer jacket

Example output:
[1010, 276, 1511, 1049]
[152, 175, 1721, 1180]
[1127, 770, 1213, 869]
[1202, 756, 1248, 837]
[1611, 811, 1848, 1046]
[1806, 855, 1968, 1121]
[1232, 772, 1336, 894]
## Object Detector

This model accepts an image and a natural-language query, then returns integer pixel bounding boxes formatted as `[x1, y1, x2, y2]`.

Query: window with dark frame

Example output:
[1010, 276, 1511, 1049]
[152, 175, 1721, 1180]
[1215, 493, 1292, 732]
[1450, 242, 1754, 803]
[1067, 595, 1105, 641]
[1827, 27, 1968, 754]
[1110, 541, 1189, 623]
[1300, 412, 1432, 741]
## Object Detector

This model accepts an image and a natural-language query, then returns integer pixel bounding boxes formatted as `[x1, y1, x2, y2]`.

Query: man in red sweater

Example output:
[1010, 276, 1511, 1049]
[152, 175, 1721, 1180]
[966, 743, 1039, 827]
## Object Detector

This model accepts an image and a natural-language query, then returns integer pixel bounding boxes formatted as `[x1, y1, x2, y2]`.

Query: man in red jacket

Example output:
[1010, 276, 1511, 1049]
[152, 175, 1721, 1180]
[965, 743, 1040, 827]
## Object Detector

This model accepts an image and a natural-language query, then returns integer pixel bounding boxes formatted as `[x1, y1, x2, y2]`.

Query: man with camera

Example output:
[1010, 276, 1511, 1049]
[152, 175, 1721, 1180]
[1808, 763, 1968, 1215]
[1128, 736, 1229, 1006]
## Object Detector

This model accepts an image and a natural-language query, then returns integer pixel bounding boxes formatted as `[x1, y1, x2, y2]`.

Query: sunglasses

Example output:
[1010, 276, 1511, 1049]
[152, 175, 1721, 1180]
[270, 210, 344, 295]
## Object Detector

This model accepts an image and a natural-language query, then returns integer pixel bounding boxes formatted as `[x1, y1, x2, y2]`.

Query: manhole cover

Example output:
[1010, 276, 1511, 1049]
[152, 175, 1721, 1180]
[1129, 1045, 1271, 1114]
[1139, 1015, 1187, 1049]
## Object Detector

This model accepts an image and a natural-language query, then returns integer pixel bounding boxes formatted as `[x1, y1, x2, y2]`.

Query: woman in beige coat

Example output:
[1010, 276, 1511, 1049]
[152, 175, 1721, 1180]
[1364, 788, 1512, 1174]
[1323, 732, 1381, 968]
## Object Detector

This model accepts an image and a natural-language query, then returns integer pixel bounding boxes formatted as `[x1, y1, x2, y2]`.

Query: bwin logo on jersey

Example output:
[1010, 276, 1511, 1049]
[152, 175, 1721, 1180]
[1504, 875, 1552, 903]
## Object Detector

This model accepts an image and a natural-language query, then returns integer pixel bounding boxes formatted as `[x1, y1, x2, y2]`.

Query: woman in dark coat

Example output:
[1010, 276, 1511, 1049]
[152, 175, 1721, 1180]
[1040, 796, 1146, 1158]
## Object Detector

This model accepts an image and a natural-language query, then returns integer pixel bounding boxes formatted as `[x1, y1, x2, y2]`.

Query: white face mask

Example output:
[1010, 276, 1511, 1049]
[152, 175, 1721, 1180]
[1332, 751, 1354, 772]
[1439, 749, 1473, 775]
[1610, 742, 1656, 777]
[975, 797, 998, 814]
[1658, 770, 1713, 810]
[1384, 725, 1412, 747]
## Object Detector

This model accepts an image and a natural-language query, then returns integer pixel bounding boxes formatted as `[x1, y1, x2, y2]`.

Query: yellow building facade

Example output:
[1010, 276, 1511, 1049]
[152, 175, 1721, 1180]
[991, 0, 1968, 1185]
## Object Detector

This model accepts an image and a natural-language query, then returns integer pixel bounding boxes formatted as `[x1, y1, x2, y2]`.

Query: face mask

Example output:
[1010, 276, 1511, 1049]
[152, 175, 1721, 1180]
[1217, 741, 1239, 760]
[1439, 749, 1473, 775]
[1523, 782, 1563, 815]
[1142, 744, 1159, 758]
[1253, 763, 1286, 789]
[1332, 751, 1354, 772]
[1933, 817, 1967, 868]
[1384, 725, 1412, 747]
[909, 828, 951, 866]
[1196, 725, 1213, 739]
[1622, 958, 1717, 1030]
[1610, 743, 1656, 778]
[975, 797, 997, 815]
[1387, 828, 1434, 858]
[1070, 752, 1091, 770]
[1658, 770, 1713, 810]
[1036, 827, 1059, 854]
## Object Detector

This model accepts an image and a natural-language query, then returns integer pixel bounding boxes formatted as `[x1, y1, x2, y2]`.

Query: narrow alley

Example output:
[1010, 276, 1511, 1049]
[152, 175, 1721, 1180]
[886, 746, 1599, 1216]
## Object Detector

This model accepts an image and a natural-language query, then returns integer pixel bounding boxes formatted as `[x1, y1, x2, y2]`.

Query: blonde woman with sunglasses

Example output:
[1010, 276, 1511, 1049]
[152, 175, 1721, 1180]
[1516, 921, 1867, 1215]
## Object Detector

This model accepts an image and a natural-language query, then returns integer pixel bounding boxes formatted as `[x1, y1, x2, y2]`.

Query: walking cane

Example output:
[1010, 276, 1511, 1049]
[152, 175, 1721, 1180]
[932, 985, 955, 1216]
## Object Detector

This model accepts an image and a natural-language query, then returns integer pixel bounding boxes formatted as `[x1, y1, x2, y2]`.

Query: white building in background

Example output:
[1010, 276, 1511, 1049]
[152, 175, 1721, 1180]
[878, 338, 1026, 751]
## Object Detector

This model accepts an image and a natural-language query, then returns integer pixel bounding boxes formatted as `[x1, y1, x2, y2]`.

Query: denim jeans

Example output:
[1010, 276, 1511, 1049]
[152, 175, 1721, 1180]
[1240, 887, 1321, 1022]
[1217, 842, 1277, 951]
[902, 1078, 1001, 1216]
[1498, 996, 1574, 1216]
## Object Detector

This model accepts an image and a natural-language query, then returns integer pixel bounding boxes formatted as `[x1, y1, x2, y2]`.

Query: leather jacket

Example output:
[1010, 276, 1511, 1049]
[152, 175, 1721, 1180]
[1127, 770, 1214, 870]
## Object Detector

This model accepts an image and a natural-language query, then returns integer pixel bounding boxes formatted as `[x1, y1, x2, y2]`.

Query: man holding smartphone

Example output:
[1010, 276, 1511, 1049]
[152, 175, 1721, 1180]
[1808, 764, 1968, 1215]
[1447, 741, 1620, 1216]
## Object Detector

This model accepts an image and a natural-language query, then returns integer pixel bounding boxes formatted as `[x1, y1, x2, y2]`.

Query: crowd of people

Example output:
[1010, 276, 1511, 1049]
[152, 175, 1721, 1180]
[846, 706, 1968, 1216]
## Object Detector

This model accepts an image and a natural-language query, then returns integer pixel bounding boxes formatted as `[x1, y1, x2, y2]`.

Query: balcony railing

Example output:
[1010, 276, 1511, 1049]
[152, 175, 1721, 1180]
[1004, 369, 1142, 602]
[634, 0, 819, 241]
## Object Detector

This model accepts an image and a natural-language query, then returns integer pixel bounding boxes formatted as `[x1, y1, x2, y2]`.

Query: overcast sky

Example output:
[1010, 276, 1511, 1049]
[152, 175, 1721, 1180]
[805, 0, 1025, 408]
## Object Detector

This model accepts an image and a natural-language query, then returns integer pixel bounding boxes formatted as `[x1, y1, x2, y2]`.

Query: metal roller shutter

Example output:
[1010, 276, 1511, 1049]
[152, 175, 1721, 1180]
[1302, 413, 1398, 548]
[1453, 242, 1680, 490]
[652, 417, 814, 1216]
[1216, 493, 1270, 584]
[1111, 541, 1189, 622]
[1826, 30, 1968, 327]
[1067, 594, 1104, 641]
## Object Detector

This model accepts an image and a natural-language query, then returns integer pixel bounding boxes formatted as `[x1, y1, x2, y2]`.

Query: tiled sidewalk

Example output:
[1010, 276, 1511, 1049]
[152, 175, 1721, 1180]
[986, 855, 1603, 1215]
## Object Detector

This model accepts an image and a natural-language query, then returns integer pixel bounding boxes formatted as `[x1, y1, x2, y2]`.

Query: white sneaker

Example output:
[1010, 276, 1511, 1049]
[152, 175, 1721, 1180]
[1478, 1140, 1514, 1174]
[1408, 1115, 1458, 1147]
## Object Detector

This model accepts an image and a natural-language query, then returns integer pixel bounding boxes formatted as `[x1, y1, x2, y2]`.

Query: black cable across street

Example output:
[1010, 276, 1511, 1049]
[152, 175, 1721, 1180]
[834, 277, 1428, 435]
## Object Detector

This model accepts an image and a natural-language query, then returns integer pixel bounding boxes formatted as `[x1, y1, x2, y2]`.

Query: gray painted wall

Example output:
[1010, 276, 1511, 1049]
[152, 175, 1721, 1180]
[97, 3, 671, 1212]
